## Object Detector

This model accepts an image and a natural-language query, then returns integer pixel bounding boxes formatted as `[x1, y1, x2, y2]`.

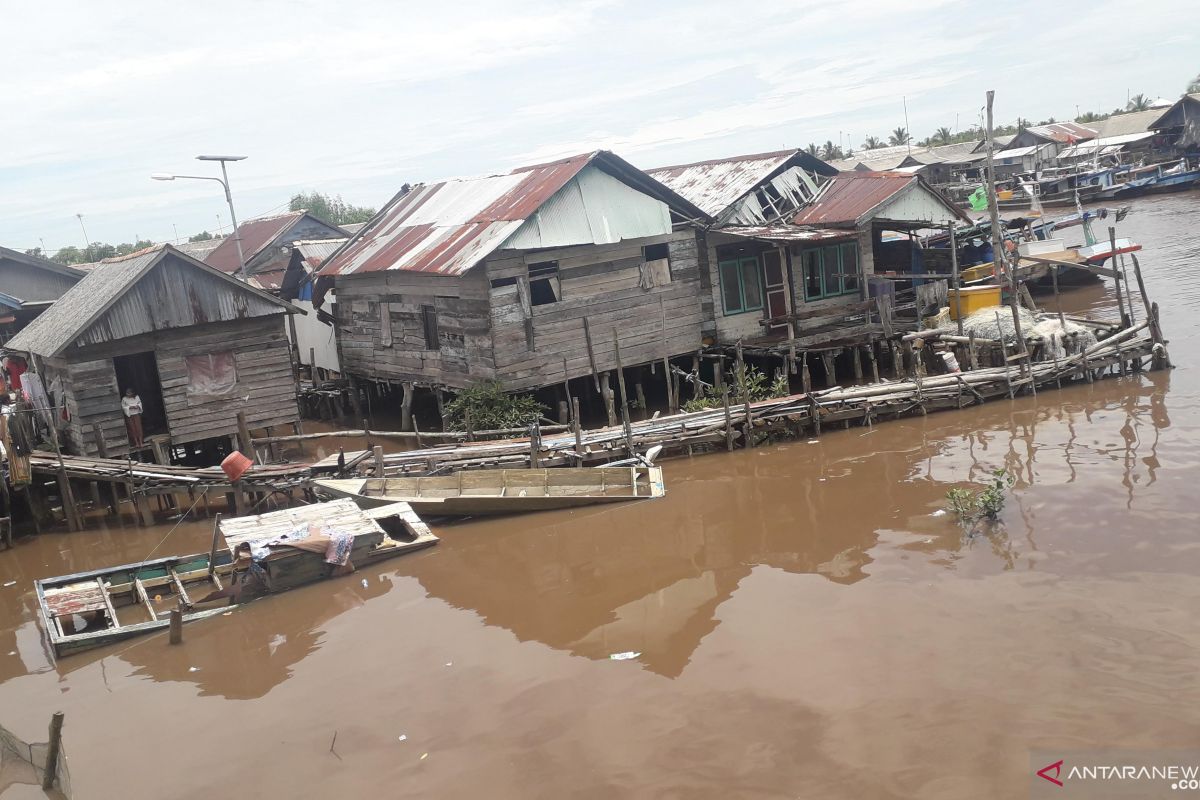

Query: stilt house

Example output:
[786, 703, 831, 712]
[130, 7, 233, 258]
[204, 210, 347, 291]
[5, 245, 300, 458]
[0, 248, 83, 344]
[318, 151, 709, 402]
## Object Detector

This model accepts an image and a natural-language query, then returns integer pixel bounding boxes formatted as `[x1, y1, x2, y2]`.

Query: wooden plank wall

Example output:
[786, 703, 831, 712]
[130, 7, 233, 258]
[333, 229, 706, 392]
[486, 230, 704, 391]
[334, 269, 494, 387]
[60, 316, 299, 453]
[155, 317, 298, 444]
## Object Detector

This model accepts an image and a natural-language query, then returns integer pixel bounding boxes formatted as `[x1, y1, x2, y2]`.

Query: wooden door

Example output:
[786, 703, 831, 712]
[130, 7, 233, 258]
[762, 249, 789, 335]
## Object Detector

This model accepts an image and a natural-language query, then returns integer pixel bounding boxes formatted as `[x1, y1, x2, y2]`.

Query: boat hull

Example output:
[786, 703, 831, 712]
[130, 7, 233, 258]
[313, 467, 666, 517]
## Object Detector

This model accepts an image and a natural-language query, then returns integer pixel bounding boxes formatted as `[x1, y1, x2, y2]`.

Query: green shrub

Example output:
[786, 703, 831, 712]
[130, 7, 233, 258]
[443, 381, 545, 432]
[684, 365, 790, 412]
[945, 468, 1017, 524]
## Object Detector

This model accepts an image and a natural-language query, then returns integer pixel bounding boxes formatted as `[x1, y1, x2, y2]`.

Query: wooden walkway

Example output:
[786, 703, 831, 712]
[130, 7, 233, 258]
[316, 327, 1160, 477]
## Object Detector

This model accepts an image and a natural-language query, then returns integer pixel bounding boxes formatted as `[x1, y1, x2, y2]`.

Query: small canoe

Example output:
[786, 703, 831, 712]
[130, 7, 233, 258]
[312, 466, 665, 516]
[36, 499, 437, 658]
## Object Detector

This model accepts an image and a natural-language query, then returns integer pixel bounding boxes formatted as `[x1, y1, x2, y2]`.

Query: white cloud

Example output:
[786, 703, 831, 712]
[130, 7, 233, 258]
[0, 0, 1195, 251]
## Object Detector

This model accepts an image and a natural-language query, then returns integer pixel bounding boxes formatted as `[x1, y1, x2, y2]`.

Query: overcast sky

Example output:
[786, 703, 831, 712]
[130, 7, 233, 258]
[1, 0, 1195, 252]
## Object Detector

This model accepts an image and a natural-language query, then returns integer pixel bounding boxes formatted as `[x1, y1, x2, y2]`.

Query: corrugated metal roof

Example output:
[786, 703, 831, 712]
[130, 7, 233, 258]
[293, 238, 348, 270]
[175, 236, 227, 260]
[1058, 131, 1156, 159]
[320, 151, 706, 277]
[716, 225, 854, 244]
[205, 211, 307, 273]
[1087, 109, 1162, 139]
[791, 171, 964, 227]
[1020, 122, 1097, 144]
[646, 149, 835, 218]
[6, 245, 292, 357]
[340, 223, 367, 235]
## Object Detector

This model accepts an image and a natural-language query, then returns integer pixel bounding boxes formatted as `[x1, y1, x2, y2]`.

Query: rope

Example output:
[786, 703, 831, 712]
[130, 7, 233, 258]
[128, 491, 207, 574]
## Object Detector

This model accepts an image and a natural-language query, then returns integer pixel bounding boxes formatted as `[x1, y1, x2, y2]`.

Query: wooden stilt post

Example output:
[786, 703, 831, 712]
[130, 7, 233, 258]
[635, 381, 647, 420]
[582, 317, 601, 392]
[435, 388, 447, 431]
[821, 351, 837, 387]
[611, 330, 634, 456]
[662, 357, 675, 413]
[373, 445, 385, 478]
[572, 398, 583, 462]
[600, 372, 616, 427]
[722, 387, 734, 451]
[968, 332, 979, 371]
[169, 606, 183, 645]
[743, 397, 754, 448]
[1151, 302, 1171, 370]
[529, 422, 541, 469]
[236, 411, 252, 456]
[347, 374, 364, 424]
[950, 223, 964, 337]
[207, 513, 223, 576]
[1050, 264, 1066, 327]
[1109, 227, 1131, 328]
[852, 346, 864, 383]
[890, 340, 903, 380]
[42, 712, 64, 790]
[400, 382, 414, 432]
[800, 351, 811, 394]
[867, 342, 880, 383]
[48, 424, 81, 532]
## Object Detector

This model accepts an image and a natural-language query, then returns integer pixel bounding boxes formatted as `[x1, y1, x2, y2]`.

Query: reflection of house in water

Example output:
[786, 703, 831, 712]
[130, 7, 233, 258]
[112, 573, 395, 700]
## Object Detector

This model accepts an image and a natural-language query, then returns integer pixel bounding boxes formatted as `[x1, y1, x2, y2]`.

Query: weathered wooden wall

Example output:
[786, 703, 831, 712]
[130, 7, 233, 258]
[485, 230, 704, 391]
[333, 229, 706, 392]
[334, 269, 494, 387]
[57, 316, 298, 456]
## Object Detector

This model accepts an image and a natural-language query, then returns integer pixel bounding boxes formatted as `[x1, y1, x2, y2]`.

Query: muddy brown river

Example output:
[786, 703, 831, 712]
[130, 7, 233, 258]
[2, 193, 1199, 798]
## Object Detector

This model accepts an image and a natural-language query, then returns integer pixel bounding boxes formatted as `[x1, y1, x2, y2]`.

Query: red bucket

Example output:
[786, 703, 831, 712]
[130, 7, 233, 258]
[221, 451, 254, 482]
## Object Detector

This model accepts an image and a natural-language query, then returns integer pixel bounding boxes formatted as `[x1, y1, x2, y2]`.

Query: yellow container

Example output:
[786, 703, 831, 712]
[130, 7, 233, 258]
[949, 286, 1002, 320]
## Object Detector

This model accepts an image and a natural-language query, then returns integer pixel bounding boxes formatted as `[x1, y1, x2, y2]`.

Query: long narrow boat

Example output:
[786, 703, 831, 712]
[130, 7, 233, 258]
[312, 466, 665, 516]
[35, 499, 437, 657]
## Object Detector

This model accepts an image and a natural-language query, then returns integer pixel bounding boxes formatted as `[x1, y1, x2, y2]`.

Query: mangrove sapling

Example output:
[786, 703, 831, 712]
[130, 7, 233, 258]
[945, 468, 1017, 528]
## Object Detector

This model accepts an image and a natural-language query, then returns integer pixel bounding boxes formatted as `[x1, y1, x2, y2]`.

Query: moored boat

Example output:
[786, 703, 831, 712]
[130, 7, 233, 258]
[313, 466, 666, 516]
[35, 499, 437, 657]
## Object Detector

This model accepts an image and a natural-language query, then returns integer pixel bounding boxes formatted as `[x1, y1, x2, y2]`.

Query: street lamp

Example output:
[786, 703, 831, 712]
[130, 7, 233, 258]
[152, 154, 248, 279]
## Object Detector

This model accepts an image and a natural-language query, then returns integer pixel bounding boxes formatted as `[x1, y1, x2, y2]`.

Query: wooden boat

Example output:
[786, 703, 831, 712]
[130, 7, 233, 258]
[35, 499, 437, 657]
[312, 466, 666, 516]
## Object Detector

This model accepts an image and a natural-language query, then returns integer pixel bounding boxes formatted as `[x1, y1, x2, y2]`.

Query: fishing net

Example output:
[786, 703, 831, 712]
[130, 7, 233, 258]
[961, 306, 1096, 358]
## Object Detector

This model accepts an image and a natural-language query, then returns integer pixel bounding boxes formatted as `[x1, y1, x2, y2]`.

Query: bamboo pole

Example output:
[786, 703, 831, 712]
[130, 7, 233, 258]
[1109, 226, 1131, 328]
[612, 329, 634, 456]
[169, 606, 183, 645]
[949, 223, 964, 337]
[722, 387, 734, 451]
[207, 513, 223, 576]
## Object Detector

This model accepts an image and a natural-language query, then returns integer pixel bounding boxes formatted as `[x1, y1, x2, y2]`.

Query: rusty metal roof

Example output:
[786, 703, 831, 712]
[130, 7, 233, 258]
[6, 245, 293, 357]
[1019, 122, 1097, 144]
[716, 225, 854, 244]
[647, 149, 836, 218]
[320, 151, 707, 277]
[792, 171, 965, 228]
[205, 211, 305, 273]
[293, 238, 348, 271]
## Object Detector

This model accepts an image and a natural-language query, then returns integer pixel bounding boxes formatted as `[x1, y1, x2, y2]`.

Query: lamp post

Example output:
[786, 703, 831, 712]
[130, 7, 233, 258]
[152, 155, 248, 279]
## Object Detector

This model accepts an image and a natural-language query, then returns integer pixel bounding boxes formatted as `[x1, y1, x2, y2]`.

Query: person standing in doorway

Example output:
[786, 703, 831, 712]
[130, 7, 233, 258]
[122, 387, 144, 449]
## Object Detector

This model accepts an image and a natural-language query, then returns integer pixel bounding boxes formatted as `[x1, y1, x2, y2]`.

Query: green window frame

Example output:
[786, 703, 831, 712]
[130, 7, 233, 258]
[717, 256, 764, 315]
[800, 243, 860, 300]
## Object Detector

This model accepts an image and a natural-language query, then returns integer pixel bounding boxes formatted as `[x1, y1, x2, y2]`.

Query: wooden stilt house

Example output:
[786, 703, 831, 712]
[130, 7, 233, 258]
[318, 150, 709, 408]
[4, 245, 300, 458]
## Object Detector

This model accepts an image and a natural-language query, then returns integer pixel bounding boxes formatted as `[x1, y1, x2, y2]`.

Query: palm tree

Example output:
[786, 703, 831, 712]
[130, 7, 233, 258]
[1015, 117, 1030, 131]
[804, 143, 820, 156]
[821, 140, 843, 160]
[935, 126, 953, 145]
[1127, 93, 1151, 112]
[888, 127, 910, 146]
[863, 135, 884, 149]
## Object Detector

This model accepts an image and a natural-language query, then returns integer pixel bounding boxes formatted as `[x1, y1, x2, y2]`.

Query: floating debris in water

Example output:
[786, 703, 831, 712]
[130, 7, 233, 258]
[930, 509, 947, 517]
[609, 651, 641, 661]
[445, 661, 453, 667]
[2, 581, 15, 588]
[420, 753, 429, 760]
[361, 579, 369, 588]
[398, 734, 407, 742]
[188, 667, 200, 672]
